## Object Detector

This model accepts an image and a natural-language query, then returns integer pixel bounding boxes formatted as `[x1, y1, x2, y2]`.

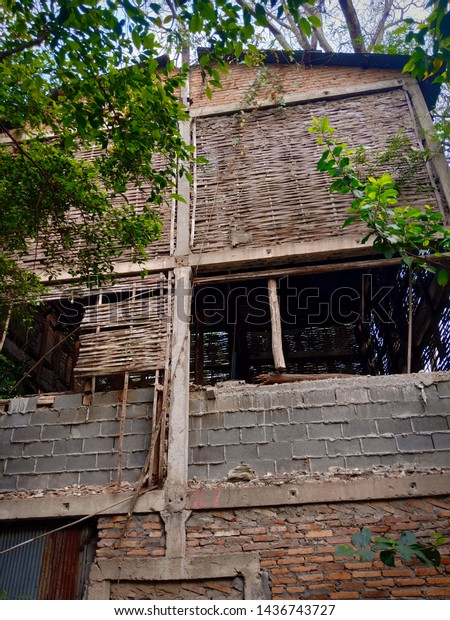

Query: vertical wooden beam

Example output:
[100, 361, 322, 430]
[117, 371, 129, 487]
[404, 80, 450, 220]
[267, 278, 286, 372]
[407, 268, 413, 374]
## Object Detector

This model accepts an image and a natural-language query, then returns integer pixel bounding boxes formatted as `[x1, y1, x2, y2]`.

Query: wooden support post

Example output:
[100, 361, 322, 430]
[117, 371, 129, 487]
[267, 278, 286, 372]
[404, 81, 450, 220]
[407, 268, 413, 374]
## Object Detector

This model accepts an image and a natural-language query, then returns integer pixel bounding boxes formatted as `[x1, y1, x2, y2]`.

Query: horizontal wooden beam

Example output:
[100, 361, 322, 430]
[191, 78, 408, 119]
[193, 257, 402, 286]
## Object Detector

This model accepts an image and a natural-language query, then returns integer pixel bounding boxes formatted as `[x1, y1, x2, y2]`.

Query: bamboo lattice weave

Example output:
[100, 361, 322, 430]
[74, 274, 170, 376]
[192, 90, 440, 253]
[18, 150, 173, 270]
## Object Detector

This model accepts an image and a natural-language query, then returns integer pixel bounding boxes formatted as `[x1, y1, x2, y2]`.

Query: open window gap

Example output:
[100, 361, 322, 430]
[190, 264, 450, 385]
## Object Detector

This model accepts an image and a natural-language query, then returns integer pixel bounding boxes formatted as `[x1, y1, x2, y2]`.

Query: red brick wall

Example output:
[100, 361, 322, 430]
[190, 63, 404, 110]
[185, 497, 450, 600]
[110, 577, 244, 599]
[97, 514, 165, 559]
[95, 498, 450, 599]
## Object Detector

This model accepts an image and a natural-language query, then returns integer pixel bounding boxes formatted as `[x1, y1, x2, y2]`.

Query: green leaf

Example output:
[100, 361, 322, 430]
[357, 548, 376, 562]
[299, 17, 312, 37]
[352, 528, 372, 548]
[335, 545, 355, 558]
[399, 531, 417, 546]
[343, 216, 360, 228]
[190, 12, 202, 33]
[308, 15, 322, 28]
[170, 193, 186, 203]
[131, 29, 141, 48]
[380, 550, 396, 567]
[396, 545, 416, 561]
[437, 268, 448, 286]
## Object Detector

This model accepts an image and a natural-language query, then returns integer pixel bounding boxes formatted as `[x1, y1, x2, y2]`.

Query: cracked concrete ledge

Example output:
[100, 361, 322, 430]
[0, 489, 165, 520]
[2, 472, 449, 520]
[187, 471, 450, 511]
[91, 553, 264, 600]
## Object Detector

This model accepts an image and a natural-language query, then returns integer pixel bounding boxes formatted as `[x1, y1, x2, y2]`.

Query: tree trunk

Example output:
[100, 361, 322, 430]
[338, 0, 367, 53]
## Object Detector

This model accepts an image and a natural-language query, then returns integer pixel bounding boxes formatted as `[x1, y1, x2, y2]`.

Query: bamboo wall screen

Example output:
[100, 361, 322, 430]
[74, 274, 170, 377]
[18, 150, 174, 271]
[192, 89, 441, 254]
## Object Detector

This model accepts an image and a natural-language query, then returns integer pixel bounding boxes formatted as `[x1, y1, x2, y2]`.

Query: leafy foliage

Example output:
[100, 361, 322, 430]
[309, 116, 450, 283]
[0, 0, 319, 328]
[336, 527, 447, 568]
[403, 0, 450, 84]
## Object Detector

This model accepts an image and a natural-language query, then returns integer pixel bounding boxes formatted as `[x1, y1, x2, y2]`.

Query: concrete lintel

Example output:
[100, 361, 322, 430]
[190, 236, 371, 272]
[187, 471, 450, 511]
[0, 489, 165, 520]
[96, 552, 261, 587]
[191, 78, 407, 119]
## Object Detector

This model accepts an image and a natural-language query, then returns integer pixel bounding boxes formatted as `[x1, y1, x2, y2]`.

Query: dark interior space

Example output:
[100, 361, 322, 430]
[190, 264, 450, 385]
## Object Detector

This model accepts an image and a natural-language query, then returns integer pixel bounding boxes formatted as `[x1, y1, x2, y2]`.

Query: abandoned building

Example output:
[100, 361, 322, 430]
[1, 50, 450, 600]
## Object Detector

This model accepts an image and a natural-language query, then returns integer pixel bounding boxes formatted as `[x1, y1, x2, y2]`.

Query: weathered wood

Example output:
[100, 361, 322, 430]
[190, 79, 406, 118]
[192, 90, 437, 256]
[74, 277, 169, 377]
[267, 278, 286, 372]
[256, 372, 355, 384]
[404, 81, 450, 221]
[117, 372, 129, 487]
[193, 257, 402, 286]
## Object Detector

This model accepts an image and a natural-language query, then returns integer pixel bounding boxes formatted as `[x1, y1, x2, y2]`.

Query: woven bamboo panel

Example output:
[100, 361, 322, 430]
[192, 89, 439, 254]
[38, 273, 167, 301]
[74, 273, 170, 377]
[18, 150, 173, 271]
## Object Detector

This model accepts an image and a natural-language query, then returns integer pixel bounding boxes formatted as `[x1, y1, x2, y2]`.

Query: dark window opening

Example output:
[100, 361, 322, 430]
[190, 264, 450, 385]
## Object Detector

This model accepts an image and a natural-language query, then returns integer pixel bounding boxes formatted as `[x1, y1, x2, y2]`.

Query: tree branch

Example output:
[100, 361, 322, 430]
[303, 4, 334, 54]
[0, 30, 49, 61]
[280, 1, 311, 50]
[370, 0, 395, 47]
[338, 0, 366, 53]
[235, 0, 293, 51]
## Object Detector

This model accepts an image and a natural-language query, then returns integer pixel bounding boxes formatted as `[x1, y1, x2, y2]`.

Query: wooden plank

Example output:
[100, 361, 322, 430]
[267, 278, 286, 372]
[193, 257, 402, 286]
[404, 81, 450, 220]
[190, 79, 407, 118]
[117, 372, 129, 487]
[257, 372, 354, 384]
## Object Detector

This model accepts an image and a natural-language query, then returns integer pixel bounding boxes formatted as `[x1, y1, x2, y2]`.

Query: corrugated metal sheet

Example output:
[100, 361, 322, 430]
[0, 525, 46, 600]
[0, 521, 96, 600]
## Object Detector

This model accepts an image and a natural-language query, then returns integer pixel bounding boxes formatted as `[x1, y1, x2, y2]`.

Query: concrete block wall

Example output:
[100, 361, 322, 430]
[0, 388, 153, 491]
[188, 373, 450, 480]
